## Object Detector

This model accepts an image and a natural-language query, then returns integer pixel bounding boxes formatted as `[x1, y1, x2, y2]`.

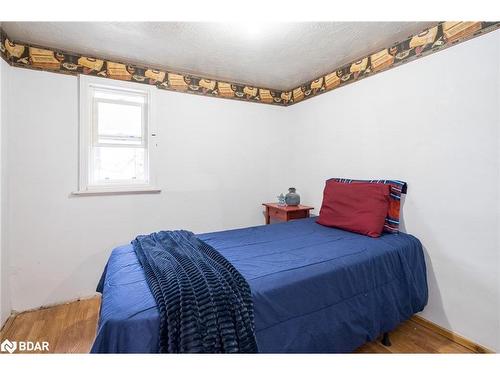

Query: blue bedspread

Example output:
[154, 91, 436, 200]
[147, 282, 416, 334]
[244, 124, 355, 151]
[92, 218, 428, 353]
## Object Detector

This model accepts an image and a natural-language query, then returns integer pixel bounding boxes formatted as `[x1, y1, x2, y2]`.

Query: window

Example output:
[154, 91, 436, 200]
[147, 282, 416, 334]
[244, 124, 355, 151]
[76, 76, 159, 195]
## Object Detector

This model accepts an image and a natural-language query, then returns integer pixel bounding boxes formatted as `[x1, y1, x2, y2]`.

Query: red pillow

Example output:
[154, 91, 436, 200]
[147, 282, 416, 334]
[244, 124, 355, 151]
[317, 181, 390, 237]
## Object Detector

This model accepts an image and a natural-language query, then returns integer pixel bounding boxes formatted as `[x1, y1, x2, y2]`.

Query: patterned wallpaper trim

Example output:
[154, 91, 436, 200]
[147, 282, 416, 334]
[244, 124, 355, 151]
[1, 22, 499, 107]
[0, 28, 291, 106]
[287, 21, 500, 105]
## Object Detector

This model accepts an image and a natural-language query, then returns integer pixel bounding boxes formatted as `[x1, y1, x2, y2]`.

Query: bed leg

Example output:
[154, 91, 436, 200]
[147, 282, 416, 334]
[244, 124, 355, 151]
[381, 332, 391, 347]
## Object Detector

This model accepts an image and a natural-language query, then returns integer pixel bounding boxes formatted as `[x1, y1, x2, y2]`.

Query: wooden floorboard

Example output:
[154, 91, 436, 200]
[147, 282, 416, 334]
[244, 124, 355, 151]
[356, 319, 474, 354]
[0, 296, 476, 354]
[0, 297, 100, 354]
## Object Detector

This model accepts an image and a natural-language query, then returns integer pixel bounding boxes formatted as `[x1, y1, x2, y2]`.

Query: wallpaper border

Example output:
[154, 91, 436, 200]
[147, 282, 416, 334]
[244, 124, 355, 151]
[287, 21, 500, 105]
[0, 29, 291, 106]
[1, 21, 499, 107]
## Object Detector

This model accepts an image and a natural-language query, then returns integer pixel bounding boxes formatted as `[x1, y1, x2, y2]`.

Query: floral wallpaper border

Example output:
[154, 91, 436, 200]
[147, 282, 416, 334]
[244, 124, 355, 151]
[1, 21, 499, 106]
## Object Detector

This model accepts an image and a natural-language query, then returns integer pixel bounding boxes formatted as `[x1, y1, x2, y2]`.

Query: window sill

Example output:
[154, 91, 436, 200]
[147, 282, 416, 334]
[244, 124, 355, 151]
[71, 186, 161, 196]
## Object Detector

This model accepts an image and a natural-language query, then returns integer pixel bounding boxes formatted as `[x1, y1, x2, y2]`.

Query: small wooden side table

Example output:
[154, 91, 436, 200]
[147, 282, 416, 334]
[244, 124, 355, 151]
[262, 203, 314, 224]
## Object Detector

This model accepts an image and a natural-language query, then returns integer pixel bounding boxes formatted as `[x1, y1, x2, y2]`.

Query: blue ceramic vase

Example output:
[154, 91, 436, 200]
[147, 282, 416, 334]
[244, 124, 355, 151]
[285, 187, 300, 206]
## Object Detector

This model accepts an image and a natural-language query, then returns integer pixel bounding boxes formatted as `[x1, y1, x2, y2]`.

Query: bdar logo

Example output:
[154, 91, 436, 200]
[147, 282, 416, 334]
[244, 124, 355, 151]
[1, 339, 17, 354]
[0, 339, 49, 353]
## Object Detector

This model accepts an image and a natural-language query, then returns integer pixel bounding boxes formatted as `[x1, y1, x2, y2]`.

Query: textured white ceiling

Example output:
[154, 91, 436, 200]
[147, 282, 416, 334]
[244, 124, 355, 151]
[2, 22, 438, 90]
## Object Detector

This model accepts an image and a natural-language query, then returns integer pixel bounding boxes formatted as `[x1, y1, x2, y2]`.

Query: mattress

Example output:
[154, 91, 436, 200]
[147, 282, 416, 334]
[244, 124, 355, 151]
[91, 217, 428, 353]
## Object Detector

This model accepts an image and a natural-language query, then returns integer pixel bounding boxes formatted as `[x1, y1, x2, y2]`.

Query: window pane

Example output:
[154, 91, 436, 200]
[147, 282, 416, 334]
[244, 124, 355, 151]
[92, 147, 146, 183]
[94, 89, 146, 104]
[97, 101, 143, 145]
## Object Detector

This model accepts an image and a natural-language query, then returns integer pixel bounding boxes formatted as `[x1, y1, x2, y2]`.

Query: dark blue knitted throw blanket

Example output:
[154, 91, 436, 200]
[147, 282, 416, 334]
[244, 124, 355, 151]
[132, 230, 258, 353]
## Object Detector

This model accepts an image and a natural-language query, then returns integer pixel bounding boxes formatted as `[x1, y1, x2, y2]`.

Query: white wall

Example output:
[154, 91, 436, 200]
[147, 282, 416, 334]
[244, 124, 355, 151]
[0, 59, 12, 326]
[288, 31, 500, 351]
[4, 69, 289, 312]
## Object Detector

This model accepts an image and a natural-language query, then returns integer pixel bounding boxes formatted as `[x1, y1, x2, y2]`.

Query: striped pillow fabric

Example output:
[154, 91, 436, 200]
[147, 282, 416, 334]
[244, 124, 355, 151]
[328, 178, 407, 234]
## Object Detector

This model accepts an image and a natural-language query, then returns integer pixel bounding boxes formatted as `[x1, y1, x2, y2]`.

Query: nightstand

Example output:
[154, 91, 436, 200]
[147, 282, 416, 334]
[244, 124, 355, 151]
[262, 203, 314, 224]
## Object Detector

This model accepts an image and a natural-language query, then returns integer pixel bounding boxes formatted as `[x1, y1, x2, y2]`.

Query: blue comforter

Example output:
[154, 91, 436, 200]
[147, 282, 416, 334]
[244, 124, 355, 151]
[92, 218, 428, 353]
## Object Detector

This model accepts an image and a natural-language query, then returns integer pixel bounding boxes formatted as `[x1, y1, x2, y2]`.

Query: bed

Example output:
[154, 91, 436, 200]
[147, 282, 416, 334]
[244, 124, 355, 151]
[91, 217, 428, 353]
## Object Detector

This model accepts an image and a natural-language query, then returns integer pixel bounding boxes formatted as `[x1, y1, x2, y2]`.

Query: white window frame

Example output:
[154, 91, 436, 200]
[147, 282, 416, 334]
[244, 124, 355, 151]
[74, 75, 160, 196]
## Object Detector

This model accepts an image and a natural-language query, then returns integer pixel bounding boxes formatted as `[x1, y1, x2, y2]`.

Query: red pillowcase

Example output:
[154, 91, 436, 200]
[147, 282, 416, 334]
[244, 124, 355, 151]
[317, 181, 390, 238]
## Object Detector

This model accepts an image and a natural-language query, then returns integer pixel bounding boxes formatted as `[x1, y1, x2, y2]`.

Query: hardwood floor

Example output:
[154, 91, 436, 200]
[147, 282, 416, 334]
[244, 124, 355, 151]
[0, 297, 100, 354]
[355, 319, 474, 353]
[0, 296, 476, 354]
